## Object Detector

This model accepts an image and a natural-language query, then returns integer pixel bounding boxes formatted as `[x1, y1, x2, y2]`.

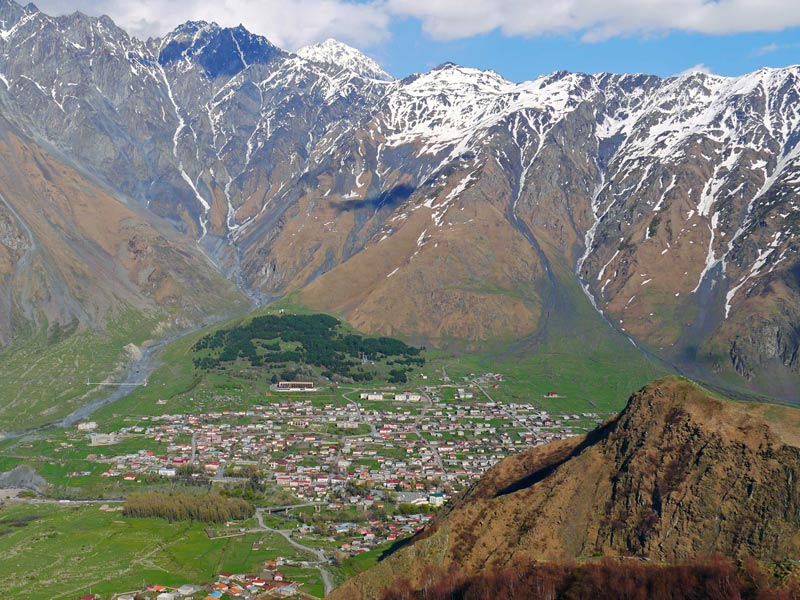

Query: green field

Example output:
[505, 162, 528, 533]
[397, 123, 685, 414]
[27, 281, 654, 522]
[335, 541, 397, 580]
[0, 502, 321, 599]
[417, 263, 670, 414]
[0, 310, 169, 431]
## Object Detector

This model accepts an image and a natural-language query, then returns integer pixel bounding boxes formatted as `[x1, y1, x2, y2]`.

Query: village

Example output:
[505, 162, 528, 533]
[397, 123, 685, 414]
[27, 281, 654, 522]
[75, 561, 325, 600]
[68, 373, 605, 599]
[83, 568, 305, 600]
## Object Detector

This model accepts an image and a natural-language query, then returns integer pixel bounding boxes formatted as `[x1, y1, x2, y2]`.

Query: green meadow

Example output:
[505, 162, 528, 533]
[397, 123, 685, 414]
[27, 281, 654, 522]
[418, 266, 669, 415]
[0, 310, 169, 431]
[0, 501, 323, 599]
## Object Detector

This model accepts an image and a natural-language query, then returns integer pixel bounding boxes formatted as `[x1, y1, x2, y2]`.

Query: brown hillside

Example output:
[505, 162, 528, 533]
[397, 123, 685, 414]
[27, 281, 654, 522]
[330, 378, 800, 599]
[0, 124, 245, 345]
[298, 157, 545, 348]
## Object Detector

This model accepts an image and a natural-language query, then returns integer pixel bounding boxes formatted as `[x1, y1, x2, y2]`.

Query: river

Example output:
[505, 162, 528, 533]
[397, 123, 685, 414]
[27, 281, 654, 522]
[1, 310, 243, 440]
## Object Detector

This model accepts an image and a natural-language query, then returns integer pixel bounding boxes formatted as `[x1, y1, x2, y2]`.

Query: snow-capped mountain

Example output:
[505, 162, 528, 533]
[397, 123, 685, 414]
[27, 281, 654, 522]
[0, 0, 798, 400]
[297, 38, 392, 81]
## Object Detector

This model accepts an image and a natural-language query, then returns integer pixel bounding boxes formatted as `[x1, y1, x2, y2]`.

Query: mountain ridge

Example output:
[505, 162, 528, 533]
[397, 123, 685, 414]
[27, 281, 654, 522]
[0, 0, 797, 401]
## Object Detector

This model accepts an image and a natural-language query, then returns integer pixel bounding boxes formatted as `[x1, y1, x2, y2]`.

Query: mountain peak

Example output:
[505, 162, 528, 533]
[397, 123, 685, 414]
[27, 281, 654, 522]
[297, 38, 392, 81]
[0, 0, 34, 31]
[159, 21, 284, 78]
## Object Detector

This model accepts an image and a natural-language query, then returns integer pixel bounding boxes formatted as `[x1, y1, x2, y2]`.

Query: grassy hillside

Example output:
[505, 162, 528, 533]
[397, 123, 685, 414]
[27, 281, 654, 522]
[0, 310, 167, 432]
[432, 261, 670, 413]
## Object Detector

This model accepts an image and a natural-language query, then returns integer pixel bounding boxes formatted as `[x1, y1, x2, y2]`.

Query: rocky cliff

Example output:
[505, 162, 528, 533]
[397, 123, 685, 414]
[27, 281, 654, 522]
[0, 111, 245, 342]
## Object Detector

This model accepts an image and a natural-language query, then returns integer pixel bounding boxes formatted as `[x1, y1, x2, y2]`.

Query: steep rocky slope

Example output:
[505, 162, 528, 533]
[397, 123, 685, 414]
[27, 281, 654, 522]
[0, 0, 798, 398]
[0, 116, 247, 429]
[0, 112, 244, 351]
[330, 378, 800, 599]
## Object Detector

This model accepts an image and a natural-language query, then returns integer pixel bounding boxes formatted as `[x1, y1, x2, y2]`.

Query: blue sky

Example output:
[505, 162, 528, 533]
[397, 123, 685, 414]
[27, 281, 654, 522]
[35, 0, 800, 81]
[373, 19, 800, 81]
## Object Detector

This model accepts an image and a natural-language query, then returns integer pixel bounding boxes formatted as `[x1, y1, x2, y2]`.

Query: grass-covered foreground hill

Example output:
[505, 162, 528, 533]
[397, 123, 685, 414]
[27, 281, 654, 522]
[0, 502, 323, 599]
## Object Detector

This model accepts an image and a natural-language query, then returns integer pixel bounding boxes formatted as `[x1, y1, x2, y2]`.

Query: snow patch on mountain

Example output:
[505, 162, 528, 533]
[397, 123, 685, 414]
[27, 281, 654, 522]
[297, 38, 391, 82]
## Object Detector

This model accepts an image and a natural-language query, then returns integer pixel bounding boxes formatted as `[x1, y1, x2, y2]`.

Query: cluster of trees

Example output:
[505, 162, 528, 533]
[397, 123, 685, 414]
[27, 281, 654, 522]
[191, 313, 424, 382]
[338, 334, 421, 360]
[122, 491, 254, 523]
[219, 469, 266, 502]
[388, 368, 409, 384]
[350, 369, 375, 382]
[382, 557, 800, 600]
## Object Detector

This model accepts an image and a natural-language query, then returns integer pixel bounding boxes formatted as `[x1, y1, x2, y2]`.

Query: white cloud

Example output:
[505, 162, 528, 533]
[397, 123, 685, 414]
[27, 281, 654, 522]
[677, 63, 713, 76]
[756, 41, 800, 56]
[386, 0, 800, 42]
[33, 0, 391, 49]
[30, 0, 800, 49]
[758, 42, 781, 55]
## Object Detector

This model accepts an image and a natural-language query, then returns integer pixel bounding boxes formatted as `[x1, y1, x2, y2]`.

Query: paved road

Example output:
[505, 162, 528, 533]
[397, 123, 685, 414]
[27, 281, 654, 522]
[340, 389, 378, 437]
[255, 509, 334, 596]
[22, 497, 125, 504]
[411, 394, 445, 472]
[261, 502, 325, 514]
[474, 381, 539, 441]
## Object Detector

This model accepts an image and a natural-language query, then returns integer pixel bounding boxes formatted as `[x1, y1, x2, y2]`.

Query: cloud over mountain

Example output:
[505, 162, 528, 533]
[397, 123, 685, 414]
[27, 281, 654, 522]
[34, 0, 800, 48]
[33, 0, 390, 48]
[387, 0, 800, 41]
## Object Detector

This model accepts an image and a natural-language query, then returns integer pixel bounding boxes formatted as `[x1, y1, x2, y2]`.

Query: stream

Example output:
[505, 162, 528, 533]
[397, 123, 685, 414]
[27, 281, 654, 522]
[1, 311, 241, 441]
